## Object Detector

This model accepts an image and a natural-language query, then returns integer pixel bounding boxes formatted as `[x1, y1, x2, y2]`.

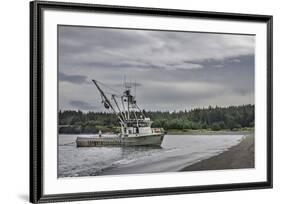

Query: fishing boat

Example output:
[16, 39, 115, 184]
[76, 79, 165, 147]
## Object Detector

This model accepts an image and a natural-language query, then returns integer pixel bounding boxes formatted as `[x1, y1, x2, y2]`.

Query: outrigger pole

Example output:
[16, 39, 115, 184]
[92, 79, 125, 125]
[111, 94, 126, 121]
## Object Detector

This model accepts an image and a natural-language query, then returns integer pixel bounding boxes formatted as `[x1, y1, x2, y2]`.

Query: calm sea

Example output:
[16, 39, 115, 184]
[58, 134, 244, 177]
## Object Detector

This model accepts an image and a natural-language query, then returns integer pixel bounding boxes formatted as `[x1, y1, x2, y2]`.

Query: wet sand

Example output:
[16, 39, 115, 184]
[181, 134, 254, 171]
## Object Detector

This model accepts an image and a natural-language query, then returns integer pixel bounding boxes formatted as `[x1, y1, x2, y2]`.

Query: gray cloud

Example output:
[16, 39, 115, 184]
[58, 26, 254, 73]
[69, 100, 97, 110]
[59, 72, 88, 84]
[58, 25, 255, 112]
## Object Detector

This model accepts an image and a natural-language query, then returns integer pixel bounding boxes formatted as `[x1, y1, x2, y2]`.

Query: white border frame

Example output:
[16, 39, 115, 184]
[42, 9, 268, 195]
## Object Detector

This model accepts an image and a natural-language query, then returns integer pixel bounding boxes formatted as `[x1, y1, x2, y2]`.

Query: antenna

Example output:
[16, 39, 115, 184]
[123, 75, 126, 89]
[134, 80, 137, 98]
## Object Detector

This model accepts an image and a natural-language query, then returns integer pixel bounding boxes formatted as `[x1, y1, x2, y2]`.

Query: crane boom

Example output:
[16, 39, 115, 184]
[92, 79, 124, 124]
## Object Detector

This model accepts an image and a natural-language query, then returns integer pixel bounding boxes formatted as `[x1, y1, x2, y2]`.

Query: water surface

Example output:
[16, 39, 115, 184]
[58, 134, 244, 177]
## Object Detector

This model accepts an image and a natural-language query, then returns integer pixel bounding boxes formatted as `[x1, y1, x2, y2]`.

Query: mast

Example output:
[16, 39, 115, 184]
[124, 81, 132, 120]
[136, 104, 146, 118]
[112, 94, 126, 121]
[92, 78, 148, 130]
[92, 79, 124, 125]
[121, 96, 128, 120]
[127, 93, 130, 120]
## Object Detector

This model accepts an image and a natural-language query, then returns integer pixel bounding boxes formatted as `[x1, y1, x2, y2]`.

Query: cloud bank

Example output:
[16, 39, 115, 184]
[58, 26, 255, 111]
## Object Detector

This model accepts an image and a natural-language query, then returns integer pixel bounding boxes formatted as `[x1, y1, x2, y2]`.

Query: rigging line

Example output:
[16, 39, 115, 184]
[121, 96, 128, 120]
[136, 104, 146, 118]
[112, 95, 126, 121]
[132, 109, 139, 128]
[103, 91, 122, 97]
[134, 80, 137, 98]
[92, 79, 125, 125]
[60, 141, 76, 146]
[94, 79, 121, 94]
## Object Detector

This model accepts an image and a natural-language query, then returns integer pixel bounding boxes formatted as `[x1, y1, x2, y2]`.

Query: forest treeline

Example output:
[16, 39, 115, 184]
[59, 104, 254, 134]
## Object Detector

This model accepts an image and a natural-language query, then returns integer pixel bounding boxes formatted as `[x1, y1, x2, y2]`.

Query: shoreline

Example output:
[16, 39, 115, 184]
[180, 134, 254, 171]
[59, 130, 254, 136]
[167, 130, 254, 135]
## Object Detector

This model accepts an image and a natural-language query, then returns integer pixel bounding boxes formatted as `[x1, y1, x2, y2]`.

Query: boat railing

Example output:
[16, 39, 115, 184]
[151, 128, 164, 133]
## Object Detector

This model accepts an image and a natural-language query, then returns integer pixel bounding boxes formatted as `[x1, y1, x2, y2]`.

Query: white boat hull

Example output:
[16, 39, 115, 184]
[76, 133, 165, 147]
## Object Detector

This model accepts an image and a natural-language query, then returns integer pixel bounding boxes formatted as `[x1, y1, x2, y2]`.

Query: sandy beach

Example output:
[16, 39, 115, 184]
[181, 134, 254, 171]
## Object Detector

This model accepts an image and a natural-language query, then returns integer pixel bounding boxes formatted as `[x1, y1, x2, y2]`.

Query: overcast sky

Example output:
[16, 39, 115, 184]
[58, 25, 255, 112]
